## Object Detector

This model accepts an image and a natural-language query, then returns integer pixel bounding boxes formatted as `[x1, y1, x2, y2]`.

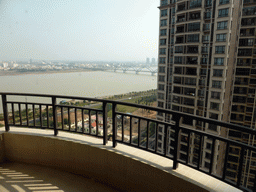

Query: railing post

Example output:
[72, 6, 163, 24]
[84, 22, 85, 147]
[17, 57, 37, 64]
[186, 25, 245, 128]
[163, 124, 168, 156]
[2, 94, 9, 132]
[103, 101, 108, 145]
[173, 114, 181, 170]
[52, 97, 58, 136]
[112, 102, 117, 147]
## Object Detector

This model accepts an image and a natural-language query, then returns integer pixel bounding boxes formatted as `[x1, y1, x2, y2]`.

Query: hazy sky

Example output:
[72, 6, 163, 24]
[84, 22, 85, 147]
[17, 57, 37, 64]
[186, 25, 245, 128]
[0, 0, 159, 62]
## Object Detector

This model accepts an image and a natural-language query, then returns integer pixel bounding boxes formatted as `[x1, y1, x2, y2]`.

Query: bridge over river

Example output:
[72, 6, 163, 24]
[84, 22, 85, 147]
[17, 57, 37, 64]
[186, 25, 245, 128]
[85, 65, 158, 76]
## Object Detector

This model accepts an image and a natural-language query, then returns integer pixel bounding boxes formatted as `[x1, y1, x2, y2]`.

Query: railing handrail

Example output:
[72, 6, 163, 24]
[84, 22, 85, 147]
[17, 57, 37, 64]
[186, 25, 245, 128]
[1, 92, 255, 136]
[1, 92, 256, 191]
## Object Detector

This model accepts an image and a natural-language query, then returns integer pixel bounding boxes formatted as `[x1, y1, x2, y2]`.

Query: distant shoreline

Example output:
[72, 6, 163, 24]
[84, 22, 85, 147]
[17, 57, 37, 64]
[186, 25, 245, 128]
[0, 69, 96, 77]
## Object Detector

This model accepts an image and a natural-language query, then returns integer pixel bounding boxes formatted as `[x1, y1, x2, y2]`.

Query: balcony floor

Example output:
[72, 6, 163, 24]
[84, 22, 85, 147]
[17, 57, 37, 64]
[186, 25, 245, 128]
[0, 127, 242, 192]
[0, 162, 119, 192]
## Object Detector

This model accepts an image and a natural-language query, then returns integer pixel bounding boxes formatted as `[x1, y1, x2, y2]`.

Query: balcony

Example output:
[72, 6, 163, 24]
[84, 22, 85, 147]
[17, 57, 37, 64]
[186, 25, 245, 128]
[0, 93, 253, 191]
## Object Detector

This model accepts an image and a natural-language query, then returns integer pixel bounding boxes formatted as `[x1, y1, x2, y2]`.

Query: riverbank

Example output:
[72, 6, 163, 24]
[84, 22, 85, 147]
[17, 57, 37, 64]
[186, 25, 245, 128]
[0, 69, 95, 76]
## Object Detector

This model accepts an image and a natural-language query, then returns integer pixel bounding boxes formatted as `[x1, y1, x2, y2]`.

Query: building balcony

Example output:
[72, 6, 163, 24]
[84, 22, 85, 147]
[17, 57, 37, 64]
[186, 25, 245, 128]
[0, 92, 253, 191]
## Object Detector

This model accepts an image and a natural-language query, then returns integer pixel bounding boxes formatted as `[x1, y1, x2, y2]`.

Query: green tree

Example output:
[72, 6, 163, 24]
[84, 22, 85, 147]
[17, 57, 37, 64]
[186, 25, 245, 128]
[64, 118, 69, 125]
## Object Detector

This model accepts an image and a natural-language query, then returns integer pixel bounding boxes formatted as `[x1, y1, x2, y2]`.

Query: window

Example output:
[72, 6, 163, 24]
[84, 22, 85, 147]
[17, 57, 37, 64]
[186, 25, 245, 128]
[219, 0, 229, 4]
[161, 0, 168, 6]
[205, 11, 211, 19]
[218, 8, 229, 17]
[176, 36, 184, 43]
[241, 18, 256, 26]
[215, 46, 225, 54]
[158, 84, 165, 90]
[209, 113, 219, 119]
[189, 12, 201, 20]
[214, 58, 224, 65]
[187, 46, 198, 53]
[205, 0, 212, 7]
[197, 100, 204, 106]
[211, 91, 221, 99]
[203, 23, 210, 31]
[160, 48, 166, 55]
[161, 9, 168, 17]
[238, 49, 252, 56]
[208, 124, 217, 131]
[198, 89, 205, 96]
[243, 6, 256, 16]
[176, 26, 184, 33]
[160, 19, 167, 26]
[216, 34, 226, 42]
[174, 77, 182, 84]
[174, 56, 183, 64]
[185, 78, 196, 85]
[158, 101, 164, 108]
[213, 69, 223, 77]
[185, 67, 197, 75]
[239, 38, 254, 46]
[175, 46, 183, 53]
[217, 21, 228, 30]
[159, 75, 165, 82]
[188, 22, 200, 32]
[202, 35, 210, 42]
[199, 79, 205, 85]
[174, 67, 182, 74]
[160, 29, 167, 36]
[171, 38, 174, 44]
[160, 39, 166, 45]
[187, 57, 198, 64]
[201, 46, 208, 53]
[177, 3, 186, 12]
[189, 0, 202, 8]
[200, 69, 207, 75]
[159, 58, 166, 64]
[172, 7, 176, 14]
[158, 93, 164, 100]
[159, 66, 165, 73]
[201, 58, 208, 64]
[210, 102, 220, 110]
[187, 34, 199, 42]
[212, 80, 222, 89]
[171, 17, 175, 24]
[206, 143, 212, 150]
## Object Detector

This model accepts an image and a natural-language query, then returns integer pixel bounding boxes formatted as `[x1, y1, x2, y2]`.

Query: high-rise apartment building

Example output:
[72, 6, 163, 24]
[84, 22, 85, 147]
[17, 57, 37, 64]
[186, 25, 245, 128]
[152, 58, 156, 64]
[146, 57, 150, 64]
[157, 0, 256, 189]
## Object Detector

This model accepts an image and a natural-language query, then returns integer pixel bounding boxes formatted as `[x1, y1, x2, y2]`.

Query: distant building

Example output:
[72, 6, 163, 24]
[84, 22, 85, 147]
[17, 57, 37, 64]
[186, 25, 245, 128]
[151, 58, 156, 64]
[146, 58, 150, 64]
[2, 62, 8, 68]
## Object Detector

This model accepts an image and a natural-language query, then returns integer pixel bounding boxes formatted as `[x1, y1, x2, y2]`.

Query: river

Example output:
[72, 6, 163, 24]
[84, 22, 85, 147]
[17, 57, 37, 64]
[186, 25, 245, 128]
[0, 71, 157, 113]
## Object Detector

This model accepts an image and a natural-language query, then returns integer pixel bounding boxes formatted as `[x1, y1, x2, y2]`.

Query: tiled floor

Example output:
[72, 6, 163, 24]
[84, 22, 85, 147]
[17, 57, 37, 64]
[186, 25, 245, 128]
[0, 127, 242, 192]
[0, 163, 119, 192]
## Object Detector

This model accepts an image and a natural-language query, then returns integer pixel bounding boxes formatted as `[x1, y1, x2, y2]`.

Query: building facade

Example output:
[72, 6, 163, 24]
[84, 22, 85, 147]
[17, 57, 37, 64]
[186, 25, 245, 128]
[157, 0, 256, 189]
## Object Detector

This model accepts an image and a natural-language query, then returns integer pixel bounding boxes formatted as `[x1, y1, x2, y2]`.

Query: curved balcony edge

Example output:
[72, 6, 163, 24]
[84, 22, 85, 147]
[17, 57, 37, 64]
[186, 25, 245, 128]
[0, 128, 240, 192]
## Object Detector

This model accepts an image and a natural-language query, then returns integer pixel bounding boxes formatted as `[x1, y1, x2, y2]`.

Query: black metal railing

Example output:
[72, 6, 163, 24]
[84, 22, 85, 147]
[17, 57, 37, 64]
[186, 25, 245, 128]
[1, 92, 256, 191]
